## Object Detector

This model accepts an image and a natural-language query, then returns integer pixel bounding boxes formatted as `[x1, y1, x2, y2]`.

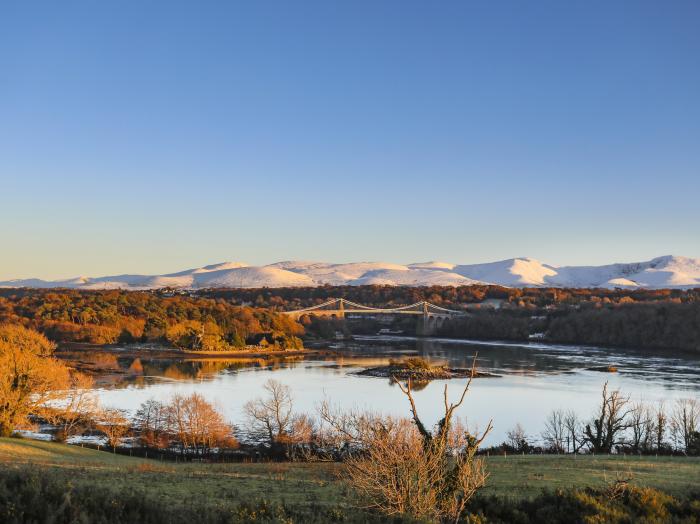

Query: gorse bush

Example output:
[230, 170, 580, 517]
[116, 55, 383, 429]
[388, 357, 434, 370]
[334, 365, 492, 523]
[466, 484, 700, 523]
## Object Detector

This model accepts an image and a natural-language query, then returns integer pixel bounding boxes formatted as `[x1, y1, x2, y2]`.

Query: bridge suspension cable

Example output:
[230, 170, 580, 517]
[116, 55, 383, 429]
[283, 298, 464, 316]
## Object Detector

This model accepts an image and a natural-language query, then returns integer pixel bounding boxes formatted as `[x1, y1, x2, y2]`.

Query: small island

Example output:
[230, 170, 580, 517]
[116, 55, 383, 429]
[586, 365, 619, 373]
[356, 357, 500, 381]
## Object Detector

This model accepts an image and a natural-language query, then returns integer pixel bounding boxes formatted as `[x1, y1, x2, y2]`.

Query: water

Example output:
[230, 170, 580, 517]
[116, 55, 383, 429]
[62, 336, 700, 445]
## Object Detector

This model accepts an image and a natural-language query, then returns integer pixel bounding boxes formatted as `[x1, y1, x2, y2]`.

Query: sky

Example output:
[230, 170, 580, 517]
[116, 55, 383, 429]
[1, 1, 699, 280]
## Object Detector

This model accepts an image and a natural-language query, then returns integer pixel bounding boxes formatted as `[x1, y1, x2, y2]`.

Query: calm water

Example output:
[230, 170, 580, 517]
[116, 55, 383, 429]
[65, 336, 700, 445]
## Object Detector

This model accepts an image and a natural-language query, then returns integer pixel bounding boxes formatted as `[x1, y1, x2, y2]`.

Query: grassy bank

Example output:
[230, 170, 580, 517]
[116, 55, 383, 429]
[2, 438, 699, 504]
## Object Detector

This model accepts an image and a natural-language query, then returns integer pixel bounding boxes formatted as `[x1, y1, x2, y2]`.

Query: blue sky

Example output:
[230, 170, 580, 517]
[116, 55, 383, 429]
[1, 1, 699, 279]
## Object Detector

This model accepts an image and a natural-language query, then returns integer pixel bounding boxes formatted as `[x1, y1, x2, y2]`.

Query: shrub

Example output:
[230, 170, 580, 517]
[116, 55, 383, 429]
[466, 485, 700, 523]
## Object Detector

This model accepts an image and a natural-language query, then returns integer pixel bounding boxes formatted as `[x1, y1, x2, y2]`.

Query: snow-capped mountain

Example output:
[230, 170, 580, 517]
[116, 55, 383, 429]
[1, 256, 699, 290]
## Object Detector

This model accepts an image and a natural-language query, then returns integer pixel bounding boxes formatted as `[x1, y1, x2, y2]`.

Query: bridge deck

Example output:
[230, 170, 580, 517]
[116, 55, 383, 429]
[282, 298, 464, 318]
[284, 309, 430, 316]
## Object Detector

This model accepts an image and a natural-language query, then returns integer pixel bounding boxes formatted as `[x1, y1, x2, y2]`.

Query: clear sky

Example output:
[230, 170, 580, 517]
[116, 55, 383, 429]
[1, 1, 699, 280]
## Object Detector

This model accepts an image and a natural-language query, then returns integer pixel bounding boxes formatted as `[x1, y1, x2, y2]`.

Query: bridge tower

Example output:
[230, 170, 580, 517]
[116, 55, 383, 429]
[416, 301, 436, 337]
[337, 298, 345, 319]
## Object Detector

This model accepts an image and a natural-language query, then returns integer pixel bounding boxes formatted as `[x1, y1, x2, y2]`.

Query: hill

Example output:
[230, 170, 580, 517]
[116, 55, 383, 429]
[2, 255, 700, 290]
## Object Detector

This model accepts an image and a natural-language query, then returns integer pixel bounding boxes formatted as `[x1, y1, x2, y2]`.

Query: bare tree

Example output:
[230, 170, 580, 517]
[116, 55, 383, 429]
[628, 401, 653, 454]
[584, 382, 632, 453]
[317, 400, 391, 459]
[506, 423, 529, 452]
[542, 409, 566, 453]
[96, 408, 130, 451]
[244, 379, 294, 445]
[564, 410, 585, 454]
[243, 379, 315, 458]
[342, 356, 492, 522]
[670, 398, 700, 454]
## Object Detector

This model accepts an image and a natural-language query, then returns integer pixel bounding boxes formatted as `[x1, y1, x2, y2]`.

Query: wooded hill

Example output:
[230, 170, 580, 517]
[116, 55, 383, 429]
[199, 285, 700, 310]
[0, 289, 303, 351]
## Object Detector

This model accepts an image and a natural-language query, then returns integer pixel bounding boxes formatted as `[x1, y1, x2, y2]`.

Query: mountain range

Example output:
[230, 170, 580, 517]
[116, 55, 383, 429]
[2, 256, 699, 290]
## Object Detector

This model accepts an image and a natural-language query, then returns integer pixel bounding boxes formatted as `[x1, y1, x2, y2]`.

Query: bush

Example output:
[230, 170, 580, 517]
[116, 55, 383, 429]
[388, 357, 434, 370]
[466, 485, 700, 523]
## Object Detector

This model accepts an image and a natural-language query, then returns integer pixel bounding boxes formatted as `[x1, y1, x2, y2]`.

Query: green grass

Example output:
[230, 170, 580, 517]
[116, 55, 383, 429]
[482, 454, 700, 499]
[2, 437, 699, 508]
[0, 438, 349, 508]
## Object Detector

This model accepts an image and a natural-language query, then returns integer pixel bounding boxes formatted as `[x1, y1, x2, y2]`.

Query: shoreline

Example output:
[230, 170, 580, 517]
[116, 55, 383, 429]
[56, 342, 315, 360]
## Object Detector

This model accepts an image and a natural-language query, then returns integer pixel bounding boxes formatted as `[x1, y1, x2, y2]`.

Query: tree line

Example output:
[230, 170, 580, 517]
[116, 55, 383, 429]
[201, 285, 700, 352]
[495, 383, 700, 457]
[2, 287, 698, 352]
[436, 301, 700, 352]
[200, 284, 700, 310]
[545, 302, 700, 352]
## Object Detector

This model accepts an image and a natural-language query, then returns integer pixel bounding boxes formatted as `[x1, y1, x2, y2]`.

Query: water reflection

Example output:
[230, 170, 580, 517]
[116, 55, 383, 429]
[56, 348, 307, 388]
[57, 337, 700, 444]
[343, 336, 700, 391]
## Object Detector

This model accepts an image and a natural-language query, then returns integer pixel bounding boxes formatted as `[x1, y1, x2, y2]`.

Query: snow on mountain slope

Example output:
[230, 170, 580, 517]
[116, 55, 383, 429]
[453, 258, 558, 286]
[191, 266, 315, 288]
[547, 256, 700, 288]
[266, 261, 326, 271]
[270, 261, 410, 286]
[164, 261, 250, 277]
[623, 256, 700, 288]
[1, 256, 698, 289]
[408, 261, 456, 271]
[0, 277, 76, 288]
[350, 269, 480, 286]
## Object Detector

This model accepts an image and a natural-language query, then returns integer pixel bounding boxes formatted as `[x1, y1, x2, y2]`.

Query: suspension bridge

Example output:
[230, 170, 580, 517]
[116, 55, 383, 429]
[283, 298, 465, 336]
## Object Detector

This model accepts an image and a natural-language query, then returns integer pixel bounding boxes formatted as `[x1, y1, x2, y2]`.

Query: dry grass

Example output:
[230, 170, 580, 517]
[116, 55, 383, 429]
[1, 437, 699, 507]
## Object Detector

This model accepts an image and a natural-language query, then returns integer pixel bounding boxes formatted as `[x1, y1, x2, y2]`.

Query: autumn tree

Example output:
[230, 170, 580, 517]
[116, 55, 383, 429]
[44, 372, 99, 442]
[0, 324, 70, 436]
[167, 393, 236, 456]
[133, 399, 170, 449]
[96, 408, 130, 451]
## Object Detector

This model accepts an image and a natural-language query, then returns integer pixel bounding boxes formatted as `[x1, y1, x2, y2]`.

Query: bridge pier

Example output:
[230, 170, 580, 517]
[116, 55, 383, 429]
[416, 313, 449, 337]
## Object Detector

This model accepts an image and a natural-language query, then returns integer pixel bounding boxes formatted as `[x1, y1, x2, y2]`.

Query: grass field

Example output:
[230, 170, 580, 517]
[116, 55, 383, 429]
[2, 437, 699, 507]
